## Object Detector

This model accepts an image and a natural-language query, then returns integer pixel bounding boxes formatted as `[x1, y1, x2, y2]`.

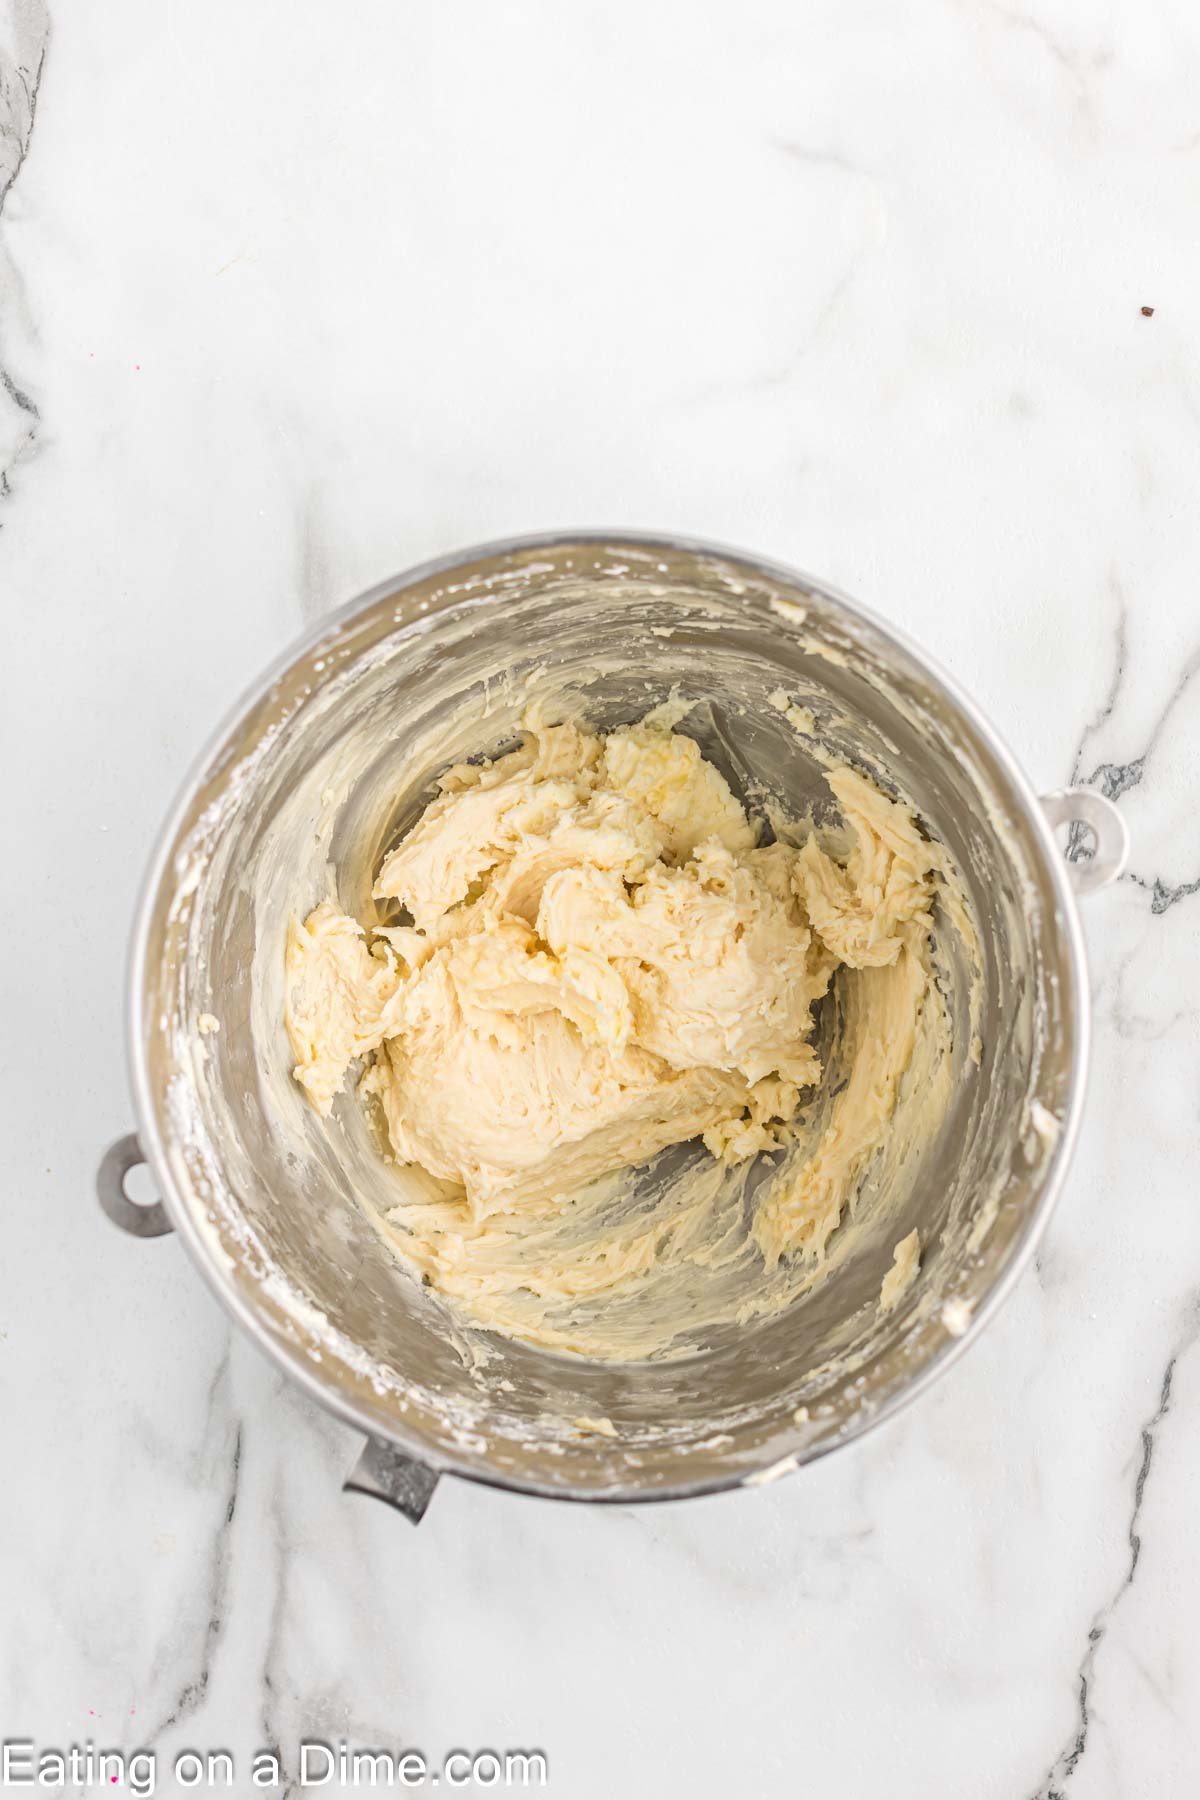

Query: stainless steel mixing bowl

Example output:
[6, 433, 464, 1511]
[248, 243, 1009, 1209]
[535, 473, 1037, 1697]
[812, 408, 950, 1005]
[97, 534, 1127, 1520]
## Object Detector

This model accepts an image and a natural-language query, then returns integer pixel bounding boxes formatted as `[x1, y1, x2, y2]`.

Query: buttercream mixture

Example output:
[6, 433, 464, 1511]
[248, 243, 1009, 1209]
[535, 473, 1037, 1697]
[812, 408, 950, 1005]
[284, 701, 968, 1359]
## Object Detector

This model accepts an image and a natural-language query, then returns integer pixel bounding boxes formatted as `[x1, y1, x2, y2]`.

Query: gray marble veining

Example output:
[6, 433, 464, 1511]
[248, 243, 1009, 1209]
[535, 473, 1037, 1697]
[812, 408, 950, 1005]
[2, 1, 1199, 1795]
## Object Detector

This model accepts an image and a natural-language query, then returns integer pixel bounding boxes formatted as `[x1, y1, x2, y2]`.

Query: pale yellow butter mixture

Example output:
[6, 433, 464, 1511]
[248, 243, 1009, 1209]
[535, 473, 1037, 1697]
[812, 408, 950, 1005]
[284, 704, 961, 1357]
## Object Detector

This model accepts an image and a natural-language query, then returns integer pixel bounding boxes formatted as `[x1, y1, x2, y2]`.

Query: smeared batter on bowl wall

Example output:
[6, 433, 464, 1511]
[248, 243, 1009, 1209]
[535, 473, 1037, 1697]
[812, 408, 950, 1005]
[284, 700, 972, 1359]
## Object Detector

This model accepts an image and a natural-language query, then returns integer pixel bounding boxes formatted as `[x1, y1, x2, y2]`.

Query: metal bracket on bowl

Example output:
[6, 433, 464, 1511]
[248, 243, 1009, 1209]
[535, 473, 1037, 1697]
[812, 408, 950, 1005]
[98, 1140, 439, 1522]
[343, 1436, 441, 1525]
[1040, 788, 1130, 897]
[97, 1134, 175, 1238]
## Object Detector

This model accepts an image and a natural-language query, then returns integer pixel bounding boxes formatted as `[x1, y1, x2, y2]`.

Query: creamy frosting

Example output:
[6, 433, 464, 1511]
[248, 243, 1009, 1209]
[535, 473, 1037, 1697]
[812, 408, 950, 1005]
[284, 701, 967, 1358]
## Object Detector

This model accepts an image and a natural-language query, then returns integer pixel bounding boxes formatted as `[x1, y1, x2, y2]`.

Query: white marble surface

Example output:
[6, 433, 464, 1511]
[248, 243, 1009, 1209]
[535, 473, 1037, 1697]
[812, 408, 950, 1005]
[3, 1, 1199, 1794]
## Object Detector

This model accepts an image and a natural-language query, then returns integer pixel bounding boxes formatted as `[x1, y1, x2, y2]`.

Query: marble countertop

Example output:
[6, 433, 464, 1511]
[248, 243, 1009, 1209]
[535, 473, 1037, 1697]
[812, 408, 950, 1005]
[3, 1, 1198, 1794]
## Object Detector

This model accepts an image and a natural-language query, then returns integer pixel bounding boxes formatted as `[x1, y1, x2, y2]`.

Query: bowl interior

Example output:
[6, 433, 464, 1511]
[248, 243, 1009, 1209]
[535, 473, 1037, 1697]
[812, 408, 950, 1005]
[136, 539, 1080, 1498]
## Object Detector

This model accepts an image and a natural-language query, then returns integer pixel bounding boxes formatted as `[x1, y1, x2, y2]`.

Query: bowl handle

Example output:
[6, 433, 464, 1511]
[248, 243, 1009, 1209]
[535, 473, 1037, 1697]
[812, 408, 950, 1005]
[97, 1134, 174, 1238]
[1040, 788, 1130, 897]
[343, 1436, 441, 1524]
[99, 1138, 440, 1518]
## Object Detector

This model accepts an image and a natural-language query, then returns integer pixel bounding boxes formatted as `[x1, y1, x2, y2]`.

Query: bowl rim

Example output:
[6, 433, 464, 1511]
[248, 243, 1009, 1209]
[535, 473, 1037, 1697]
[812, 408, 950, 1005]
[126, 529, 1091, 1507]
